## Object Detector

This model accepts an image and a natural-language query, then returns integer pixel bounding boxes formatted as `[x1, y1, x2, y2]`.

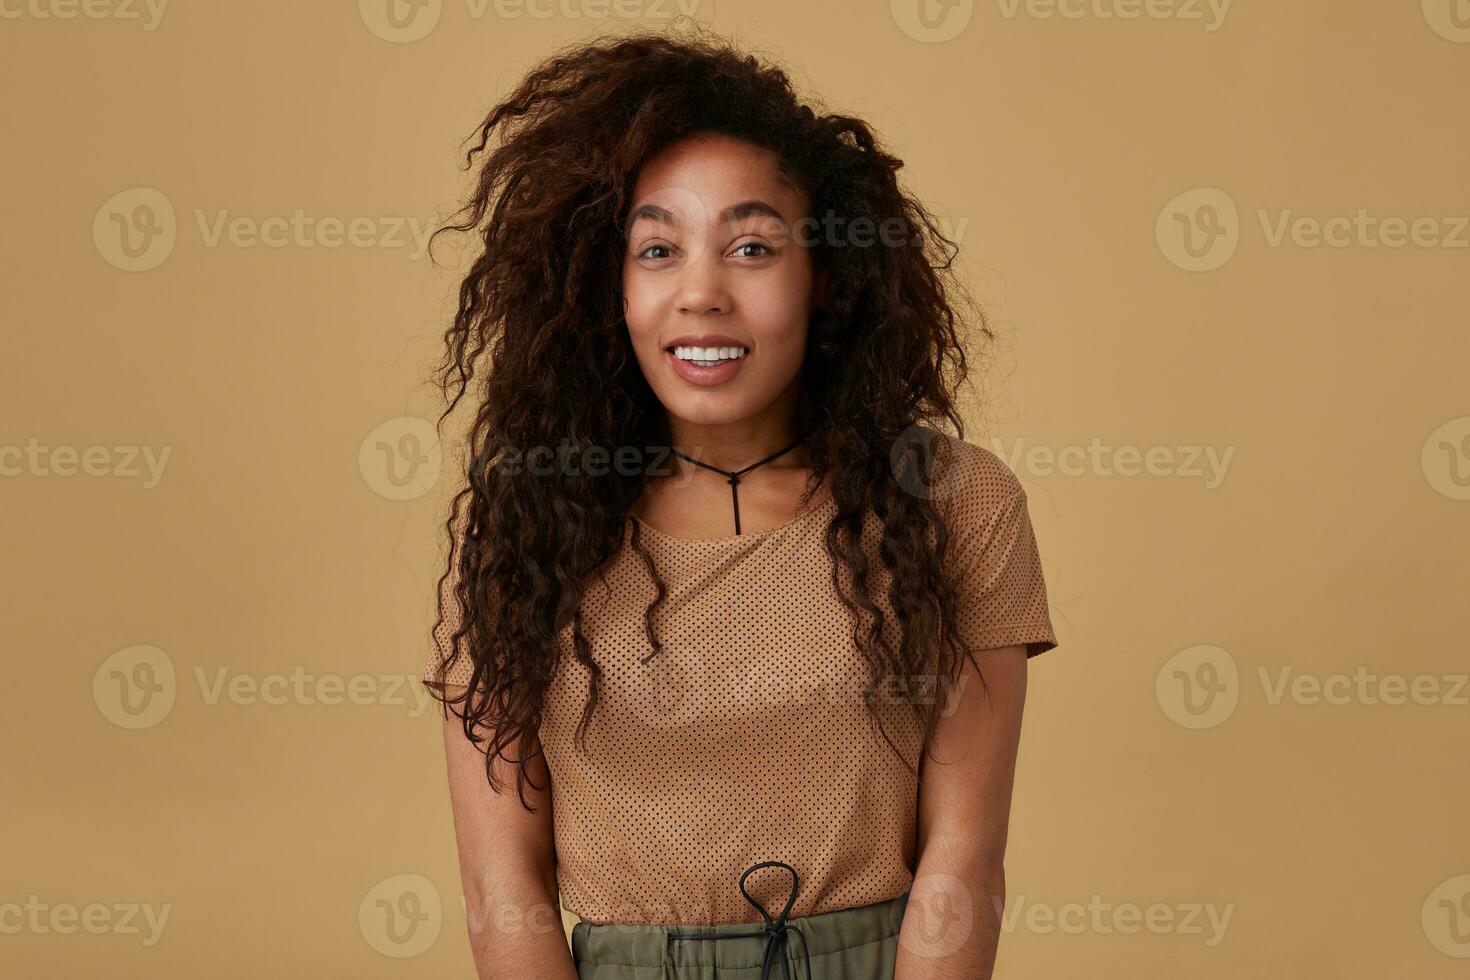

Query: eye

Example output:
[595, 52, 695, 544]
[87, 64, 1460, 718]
[636, 243, 674, 260]
[731, 241, 771, 258]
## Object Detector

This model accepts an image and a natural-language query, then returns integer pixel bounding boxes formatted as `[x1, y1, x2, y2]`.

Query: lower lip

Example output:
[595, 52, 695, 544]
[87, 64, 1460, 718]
[666, 349, 747, 386]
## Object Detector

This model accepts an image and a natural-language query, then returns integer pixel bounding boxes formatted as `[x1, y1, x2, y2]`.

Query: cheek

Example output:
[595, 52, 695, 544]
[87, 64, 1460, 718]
[735, 261, 813, 335]
[620, 267, 660, 337]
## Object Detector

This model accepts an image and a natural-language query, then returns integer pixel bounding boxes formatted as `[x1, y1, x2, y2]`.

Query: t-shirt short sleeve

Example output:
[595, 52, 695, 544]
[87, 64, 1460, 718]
[941, 439, 1059, 658]
[422, 511, 476, 692]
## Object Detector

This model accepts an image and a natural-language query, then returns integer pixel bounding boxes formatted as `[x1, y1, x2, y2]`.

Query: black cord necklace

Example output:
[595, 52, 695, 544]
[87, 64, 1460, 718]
[670, 436, 805, 535]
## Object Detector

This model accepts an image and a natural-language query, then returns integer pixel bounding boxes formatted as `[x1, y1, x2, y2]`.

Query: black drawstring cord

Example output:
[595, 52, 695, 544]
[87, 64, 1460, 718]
[670, 437, 804, 535]
[664, 860, 812, 980]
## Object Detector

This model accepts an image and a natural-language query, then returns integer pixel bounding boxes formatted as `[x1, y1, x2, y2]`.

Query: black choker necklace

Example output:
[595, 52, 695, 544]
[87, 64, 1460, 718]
[670, 436, 805, 535]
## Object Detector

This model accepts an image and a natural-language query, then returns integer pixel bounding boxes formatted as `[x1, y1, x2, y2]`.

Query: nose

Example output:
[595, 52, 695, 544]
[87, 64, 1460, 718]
[675, 245, 732, 316]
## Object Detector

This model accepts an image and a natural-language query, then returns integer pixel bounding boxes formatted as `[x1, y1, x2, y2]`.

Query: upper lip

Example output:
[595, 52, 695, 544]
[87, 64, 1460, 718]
[664, 334, 751, 351]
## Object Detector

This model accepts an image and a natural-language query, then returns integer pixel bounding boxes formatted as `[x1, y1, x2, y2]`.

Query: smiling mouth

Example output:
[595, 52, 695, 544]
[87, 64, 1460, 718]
[666, 344, 750, 367]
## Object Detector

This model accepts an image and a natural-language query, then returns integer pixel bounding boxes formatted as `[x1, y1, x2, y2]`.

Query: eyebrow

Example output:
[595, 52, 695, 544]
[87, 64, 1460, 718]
[627, 199, 789, 227]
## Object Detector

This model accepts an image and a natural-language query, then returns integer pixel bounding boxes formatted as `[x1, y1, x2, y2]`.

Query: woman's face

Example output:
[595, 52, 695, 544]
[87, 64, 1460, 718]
[621, 133, 823, 429]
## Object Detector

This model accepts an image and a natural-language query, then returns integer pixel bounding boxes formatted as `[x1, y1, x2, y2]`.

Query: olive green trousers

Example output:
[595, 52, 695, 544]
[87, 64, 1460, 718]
[570, 869, 910, 980]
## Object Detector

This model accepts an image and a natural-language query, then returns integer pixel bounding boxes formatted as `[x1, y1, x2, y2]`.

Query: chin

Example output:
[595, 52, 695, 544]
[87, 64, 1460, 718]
[660, 390, 763, 426]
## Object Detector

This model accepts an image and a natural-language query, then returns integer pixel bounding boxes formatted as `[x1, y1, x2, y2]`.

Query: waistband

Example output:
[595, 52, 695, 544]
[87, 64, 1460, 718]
[570, 861, 910, 980]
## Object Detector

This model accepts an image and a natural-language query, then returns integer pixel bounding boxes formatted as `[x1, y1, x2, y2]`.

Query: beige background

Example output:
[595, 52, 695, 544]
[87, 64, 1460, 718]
[3, 1, 1468, 977]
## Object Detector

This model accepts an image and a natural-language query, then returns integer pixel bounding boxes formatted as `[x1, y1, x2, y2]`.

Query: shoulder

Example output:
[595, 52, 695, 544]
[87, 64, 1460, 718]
[927, 429, 1025, 514]
[924, 431, 1043, 584]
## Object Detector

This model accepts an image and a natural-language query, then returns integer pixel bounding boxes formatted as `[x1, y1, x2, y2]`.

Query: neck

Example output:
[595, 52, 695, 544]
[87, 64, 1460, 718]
[664, 422, 807, 474]
[661, 387, 812, 475]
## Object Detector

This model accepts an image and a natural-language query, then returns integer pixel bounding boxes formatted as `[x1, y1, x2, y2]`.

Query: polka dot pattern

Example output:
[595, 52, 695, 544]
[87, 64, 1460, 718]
[423, 433, 1058, 926]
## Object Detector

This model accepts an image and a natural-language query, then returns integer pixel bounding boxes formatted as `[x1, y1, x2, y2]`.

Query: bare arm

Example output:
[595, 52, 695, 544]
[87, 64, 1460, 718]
[439, 691, 577, 979]
[895, 644, 1028, 980]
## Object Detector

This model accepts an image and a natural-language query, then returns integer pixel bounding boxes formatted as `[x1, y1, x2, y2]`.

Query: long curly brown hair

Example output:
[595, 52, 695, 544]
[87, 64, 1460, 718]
[425, 24, 996, 811]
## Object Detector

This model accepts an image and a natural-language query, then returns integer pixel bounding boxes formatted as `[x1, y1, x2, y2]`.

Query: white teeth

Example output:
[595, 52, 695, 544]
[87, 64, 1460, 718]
[672, 345, 747, 366]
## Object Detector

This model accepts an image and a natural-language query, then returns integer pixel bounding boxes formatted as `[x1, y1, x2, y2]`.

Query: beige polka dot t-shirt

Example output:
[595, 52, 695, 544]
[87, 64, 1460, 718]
[423, 433, 1058, 926]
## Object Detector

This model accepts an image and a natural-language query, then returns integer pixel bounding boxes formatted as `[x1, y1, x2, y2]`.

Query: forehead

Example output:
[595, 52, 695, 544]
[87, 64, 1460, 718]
[627, 133, 806, 222]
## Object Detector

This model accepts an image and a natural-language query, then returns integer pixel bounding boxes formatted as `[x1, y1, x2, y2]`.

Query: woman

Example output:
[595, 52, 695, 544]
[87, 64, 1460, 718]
[422, 27, 1059, 980]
